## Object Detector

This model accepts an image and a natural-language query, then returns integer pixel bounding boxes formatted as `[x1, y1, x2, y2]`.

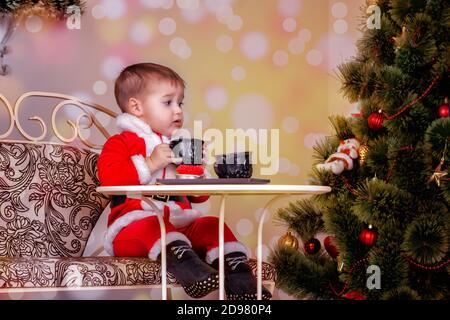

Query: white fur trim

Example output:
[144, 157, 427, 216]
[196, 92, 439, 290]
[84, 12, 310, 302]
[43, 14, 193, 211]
[148, 232, 192, 261]
[138, 133, 161, 157]
[140, 199, 166, 212]
[142, 199, 202, 228]
[165, 200, 183, 214]
[116, 113, 153, 135]
[104, 210, 158, 256]
[205, 241, 249, 264]
[169, 208, 203, 228]
[116, 113, 171, 157]
[131, 155, 152, 185]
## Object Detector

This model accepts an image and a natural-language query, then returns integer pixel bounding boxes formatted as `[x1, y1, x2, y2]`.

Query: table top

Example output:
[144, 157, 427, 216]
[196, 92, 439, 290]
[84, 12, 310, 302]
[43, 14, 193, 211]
[96, 184, 332, 196]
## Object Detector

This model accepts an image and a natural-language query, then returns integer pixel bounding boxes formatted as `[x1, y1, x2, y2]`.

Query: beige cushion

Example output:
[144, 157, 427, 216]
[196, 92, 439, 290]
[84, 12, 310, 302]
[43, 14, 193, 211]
[0, 142, 110, 258]
[0, 257, 276, 288]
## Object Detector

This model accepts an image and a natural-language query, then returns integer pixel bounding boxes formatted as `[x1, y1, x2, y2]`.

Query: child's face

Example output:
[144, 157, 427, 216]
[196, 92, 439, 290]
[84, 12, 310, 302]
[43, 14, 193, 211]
[135, 79, 184, 137]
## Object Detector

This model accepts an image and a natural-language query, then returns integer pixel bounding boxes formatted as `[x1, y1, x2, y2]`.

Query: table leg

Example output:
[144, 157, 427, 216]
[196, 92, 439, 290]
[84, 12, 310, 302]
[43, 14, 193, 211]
[218, 194, 227, 301]
[257, 194, 291, 300]
[141, 197, 168, 301]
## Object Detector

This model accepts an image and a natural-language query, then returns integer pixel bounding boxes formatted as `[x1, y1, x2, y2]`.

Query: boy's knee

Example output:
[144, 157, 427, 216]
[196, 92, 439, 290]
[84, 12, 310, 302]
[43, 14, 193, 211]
[113, 238, 148, 257]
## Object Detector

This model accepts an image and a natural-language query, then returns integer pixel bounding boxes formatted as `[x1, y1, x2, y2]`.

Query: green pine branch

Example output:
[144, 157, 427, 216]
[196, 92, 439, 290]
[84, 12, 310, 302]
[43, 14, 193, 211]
[275, 199, 324, 241]
[274, 0, 449, 300]
[269, 246, 339, 300]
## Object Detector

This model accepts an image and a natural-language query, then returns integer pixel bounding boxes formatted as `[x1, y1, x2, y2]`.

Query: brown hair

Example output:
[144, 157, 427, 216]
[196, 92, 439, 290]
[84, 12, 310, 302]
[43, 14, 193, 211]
[114, 62, 186, 112]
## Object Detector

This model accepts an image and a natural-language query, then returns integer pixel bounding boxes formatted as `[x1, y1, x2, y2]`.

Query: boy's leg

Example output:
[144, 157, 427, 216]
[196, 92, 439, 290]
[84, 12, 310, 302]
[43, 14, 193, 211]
[182, 216, 272, 300]
[113, 211, 219, 298]
[112, 213, 183, 257]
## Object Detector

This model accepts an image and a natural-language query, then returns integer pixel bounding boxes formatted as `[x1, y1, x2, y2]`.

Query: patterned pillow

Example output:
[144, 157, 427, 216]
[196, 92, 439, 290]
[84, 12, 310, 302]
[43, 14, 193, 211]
[0, 142, 110, 258]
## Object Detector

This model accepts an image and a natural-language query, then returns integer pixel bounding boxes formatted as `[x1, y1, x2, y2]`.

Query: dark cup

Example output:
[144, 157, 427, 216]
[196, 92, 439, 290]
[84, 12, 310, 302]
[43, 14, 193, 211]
[169, 138, 204, 165]
[213, 151, 253, 178]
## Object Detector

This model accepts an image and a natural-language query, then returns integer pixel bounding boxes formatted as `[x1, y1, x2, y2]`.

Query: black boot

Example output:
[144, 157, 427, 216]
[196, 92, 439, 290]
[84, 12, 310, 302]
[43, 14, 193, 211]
[164, 240, 219, 298]
[211, 251, 272, 300]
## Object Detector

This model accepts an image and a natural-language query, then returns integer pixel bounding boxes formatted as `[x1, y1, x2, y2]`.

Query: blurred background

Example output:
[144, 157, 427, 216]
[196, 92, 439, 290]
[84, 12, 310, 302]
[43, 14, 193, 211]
[0, 0, 365, 299]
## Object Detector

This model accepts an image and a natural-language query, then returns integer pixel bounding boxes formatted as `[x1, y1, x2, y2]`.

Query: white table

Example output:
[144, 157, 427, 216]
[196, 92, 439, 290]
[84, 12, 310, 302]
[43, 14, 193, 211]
[96, 184, 331, 300]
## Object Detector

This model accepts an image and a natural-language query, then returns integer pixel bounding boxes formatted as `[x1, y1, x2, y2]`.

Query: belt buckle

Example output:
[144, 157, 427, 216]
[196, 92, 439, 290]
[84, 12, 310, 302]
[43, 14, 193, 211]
[151, 194, 170, 203]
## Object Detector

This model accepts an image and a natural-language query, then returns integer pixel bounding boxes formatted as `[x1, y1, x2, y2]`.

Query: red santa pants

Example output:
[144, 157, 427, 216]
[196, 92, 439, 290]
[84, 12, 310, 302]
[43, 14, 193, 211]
[112, 207, 247, 264]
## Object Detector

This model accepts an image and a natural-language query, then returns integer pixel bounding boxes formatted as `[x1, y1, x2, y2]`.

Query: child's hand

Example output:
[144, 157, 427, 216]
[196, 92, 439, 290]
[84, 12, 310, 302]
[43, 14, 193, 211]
[146, 143, 178, 172]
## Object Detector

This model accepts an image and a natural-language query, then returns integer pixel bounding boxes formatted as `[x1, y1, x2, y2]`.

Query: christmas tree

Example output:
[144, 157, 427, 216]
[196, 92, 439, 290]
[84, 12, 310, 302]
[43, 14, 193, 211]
[271, 0, 449, 300]
[0, 0, 85, 18]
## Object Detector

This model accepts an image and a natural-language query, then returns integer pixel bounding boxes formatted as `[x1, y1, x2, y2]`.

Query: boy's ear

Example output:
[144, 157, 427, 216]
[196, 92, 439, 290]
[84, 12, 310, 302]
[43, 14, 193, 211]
[127, 98, 143, 117]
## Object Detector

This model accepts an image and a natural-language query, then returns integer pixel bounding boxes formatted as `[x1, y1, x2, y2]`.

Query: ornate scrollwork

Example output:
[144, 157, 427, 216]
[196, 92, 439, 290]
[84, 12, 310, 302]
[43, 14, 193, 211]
[0, 257, 275, 289]
[1, 91, 117, 149]
[0, 142, 110, 258]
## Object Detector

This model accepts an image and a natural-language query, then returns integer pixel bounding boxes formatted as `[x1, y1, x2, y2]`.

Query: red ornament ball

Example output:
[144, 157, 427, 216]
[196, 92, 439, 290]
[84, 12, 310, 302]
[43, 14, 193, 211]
[438, 103, 449, 118]
[343, 290, 366, 300]
[304, 238, 321, 254]
[368, 111, 385, 131]
[359, 225, 378, 247]
[176, 165, 204, 176]
[324, 236, 339, 259]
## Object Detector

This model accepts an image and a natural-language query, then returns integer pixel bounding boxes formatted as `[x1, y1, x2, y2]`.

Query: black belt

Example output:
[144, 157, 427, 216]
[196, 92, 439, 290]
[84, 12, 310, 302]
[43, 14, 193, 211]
[149, 194, 186, 202]
[110, 195, 186, 209]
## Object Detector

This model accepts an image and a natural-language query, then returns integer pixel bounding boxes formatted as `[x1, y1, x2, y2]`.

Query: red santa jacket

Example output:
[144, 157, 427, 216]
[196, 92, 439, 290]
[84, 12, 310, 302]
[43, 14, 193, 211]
[98, 113, 210, 256]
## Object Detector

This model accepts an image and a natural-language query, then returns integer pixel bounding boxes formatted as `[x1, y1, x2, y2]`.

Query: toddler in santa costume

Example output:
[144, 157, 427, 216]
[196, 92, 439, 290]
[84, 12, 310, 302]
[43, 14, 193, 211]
[98, 63, 271, 300]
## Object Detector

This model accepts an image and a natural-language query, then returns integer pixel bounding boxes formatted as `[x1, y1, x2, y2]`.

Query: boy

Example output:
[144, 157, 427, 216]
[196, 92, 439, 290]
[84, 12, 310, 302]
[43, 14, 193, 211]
[98, 63, 271, 300]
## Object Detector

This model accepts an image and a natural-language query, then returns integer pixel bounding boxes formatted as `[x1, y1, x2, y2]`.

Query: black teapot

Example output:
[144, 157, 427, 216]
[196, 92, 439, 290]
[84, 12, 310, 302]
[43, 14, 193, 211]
[214, 151, 253, 178]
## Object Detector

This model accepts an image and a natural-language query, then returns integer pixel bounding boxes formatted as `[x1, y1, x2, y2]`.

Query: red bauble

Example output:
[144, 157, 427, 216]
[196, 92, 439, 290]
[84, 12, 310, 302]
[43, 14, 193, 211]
[304, 238, 321, 254]
[359, 225, 378, 247]
[343, 290, 366, 300]
[368, 111, 385, 131]
[324, 236, 339, 259]
[438, 104, 449, 118]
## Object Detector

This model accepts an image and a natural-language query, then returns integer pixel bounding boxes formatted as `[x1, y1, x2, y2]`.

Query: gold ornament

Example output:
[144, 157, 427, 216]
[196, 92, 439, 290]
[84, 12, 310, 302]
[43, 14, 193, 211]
[359, 144, 369, 166]
[278, 231, 299, 250]
[429, 161, 448, 187]
[429, 140, 448, 187]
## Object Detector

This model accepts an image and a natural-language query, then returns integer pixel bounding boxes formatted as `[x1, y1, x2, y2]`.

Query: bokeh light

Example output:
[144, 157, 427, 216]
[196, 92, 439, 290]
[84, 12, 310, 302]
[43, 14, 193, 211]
[240, 32, 269, 60]
[2, 0, 365, 300]
[205, 86, 228, 110]
[232, 94, 274, 130]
